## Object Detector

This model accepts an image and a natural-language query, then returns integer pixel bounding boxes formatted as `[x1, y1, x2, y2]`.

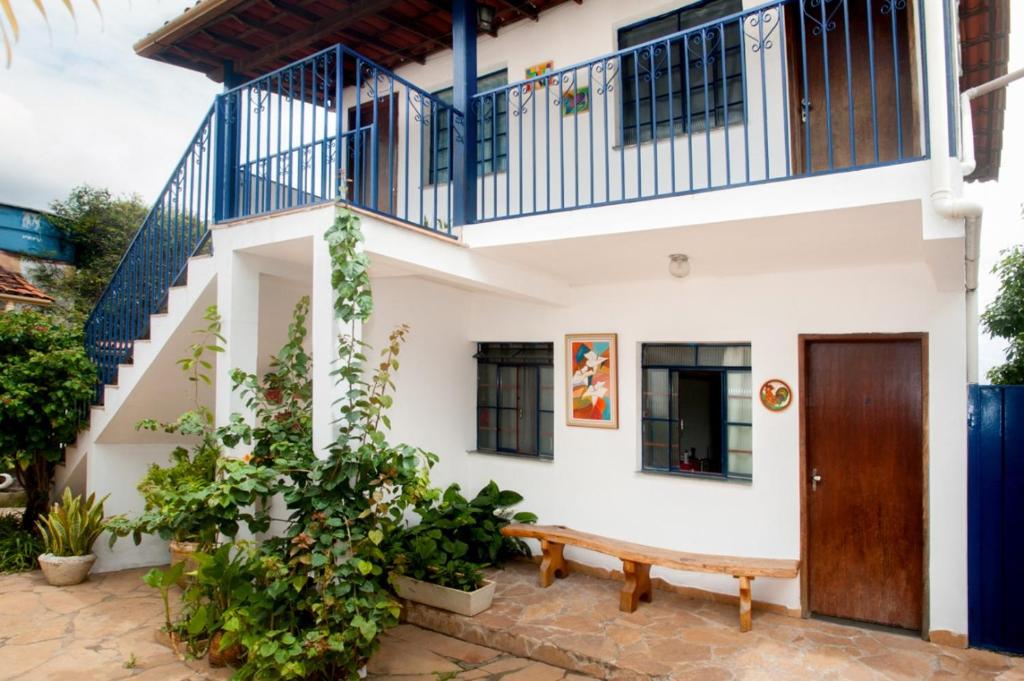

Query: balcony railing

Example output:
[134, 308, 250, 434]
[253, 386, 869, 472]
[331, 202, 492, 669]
[216, 44, 461, 235]
[470, 0, 927, 220]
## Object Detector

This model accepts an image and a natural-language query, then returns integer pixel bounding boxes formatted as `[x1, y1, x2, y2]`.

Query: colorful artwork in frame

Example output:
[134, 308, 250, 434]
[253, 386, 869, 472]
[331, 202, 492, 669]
[566, 334, 618, 428]
[759, 379, 792, 412]
[525, 60, 555, 90]
[561, 87, 590, 116]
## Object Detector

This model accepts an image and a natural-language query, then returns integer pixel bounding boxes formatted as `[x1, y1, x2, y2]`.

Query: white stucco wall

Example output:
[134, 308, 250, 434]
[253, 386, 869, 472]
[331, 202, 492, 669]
[363, 257, 968, 635]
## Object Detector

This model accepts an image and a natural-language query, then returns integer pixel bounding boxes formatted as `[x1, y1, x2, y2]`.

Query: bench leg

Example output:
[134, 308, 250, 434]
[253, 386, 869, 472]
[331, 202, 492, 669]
[620, 561, 652, 613]
[735, 575, 754, 632]
[538, 540, 568, 587]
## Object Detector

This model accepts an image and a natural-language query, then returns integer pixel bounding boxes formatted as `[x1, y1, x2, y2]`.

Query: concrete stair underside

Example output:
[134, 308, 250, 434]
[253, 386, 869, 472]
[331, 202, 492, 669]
[55, 255, 217, 495]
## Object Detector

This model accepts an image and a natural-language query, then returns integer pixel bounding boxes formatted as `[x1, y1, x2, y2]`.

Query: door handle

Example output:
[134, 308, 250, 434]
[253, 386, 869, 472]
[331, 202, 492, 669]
[811, 468, 822, 491]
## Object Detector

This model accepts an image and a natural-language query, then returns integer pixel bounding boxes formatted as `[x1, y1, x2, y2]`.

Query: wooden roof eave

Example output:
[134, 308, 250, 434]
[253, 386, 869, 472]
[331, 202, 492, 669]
[134, 0, 248, 58]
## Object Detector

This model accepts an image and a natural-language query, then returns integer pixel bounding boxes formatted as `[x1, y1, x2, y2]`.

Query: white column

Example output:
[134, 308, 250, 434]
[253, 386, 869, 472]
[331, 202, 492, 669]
[311, 231, 357, 457]
[215, 250, 261, 444]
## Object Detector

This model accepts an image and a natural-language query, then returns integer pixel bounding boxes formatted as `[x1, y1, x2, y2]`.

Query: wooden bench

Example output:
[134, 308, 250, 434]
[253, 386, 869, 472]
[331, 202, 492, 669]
[501, 524, 799, 632]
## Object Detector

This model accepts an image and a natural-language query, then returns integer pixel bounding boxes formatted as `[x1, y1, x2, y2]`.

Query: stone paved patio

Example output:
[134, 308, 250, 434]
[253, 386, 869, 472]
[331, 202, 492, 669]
[0, 567, 590, 680]
[405, 562, 1024, 681]
[0, 563, 1021, 680]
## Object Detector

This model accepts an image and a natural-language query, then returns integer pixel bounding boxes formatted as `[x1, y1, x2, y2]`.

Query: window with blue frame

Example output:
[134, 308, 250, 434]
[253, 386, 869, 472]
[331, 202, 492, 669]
[430, 70, 509, 184]
[476, 342, 554, 458]
[641, 343, 752, 480]
[618, 0, 744, 145]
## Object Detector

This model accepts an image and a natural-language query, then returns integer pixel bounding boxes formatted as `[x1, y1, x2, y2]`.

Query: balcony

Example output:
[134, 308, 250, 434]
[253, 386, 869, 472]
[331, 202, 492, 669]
[84, 0, 929, 399]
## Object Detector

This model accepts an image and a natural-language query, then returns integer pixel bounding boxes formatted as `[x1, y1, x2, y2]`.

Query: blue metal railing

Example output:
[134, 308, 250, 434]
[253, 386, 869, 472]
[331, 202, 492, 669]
[84, 107, 216, 401]
[470, 0, 927, 221]
[216, 44, 460, 234]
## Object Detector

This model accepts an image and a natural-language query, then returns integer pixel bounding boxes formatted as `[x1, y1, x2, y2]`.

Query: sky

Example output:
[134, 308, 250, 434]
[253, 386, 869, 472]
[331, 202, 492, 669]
[0, 1, 1020, 379]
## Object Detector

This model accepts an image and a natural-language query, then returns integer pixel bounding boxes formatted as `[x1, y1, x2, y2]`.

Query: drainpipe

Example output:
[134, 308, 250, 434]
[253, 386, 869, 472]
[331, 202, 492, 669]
[931, 67, 1024, 382]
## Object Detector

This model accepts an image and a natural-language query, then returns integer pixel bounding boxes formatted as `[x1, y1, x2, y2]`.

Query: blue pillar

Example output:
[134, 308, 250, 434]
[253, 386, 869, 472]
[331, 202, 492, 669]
[452, 0, 478, 226]
[214, 61, 244, 222]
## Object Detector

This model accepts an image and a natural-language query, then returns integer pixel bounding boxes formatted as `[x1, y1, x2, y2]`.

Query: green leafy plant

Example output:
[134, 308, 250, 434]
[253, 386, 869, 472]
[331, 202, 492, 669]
[0, 310, 96, 530]
[390, 482, 536, 592]
[0, 513, 43, 573]
[144, 562, 187, 633]
[36, 487, 109, 556]
[180, 543, 257, 657]
[215, 210, 437, 680]
[109, 306, 261, 549]
[982, 245, 1024, 384]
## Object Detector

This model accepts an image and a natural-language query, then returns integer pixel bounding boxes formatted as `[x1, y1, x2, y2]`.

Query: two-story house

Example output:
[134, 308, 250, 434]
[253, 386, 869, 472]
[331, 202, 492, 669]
[59, 0, 1011, 648]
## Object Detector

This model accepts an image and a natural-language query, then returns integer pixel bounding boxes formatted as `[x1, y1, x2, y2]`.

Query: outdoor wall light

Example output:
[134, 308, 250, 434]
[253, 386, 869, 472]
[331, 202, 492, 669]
[477, 4, 497, 33]
[668, 254, 691, 278]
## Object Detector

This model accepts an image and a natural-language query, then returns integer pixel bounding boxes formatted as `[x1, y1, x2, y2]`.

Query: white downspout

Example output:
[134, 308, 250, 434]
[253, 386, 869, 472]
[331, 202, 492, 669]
[930, 67, 1024, 383]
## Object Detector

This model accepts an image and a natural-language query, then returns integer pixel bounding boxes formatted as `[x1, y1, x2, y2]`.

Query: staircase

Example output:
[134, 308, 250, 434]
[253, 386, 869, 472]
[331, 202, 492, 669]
[57, 253, 217, 495]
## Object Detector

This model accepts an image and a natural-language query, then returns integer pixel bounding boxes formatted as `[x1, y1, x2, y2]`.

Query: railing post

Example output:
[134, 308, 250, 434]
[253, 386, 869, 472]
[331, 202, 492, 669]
[214, 60, 243, 222]
[452, 0, 478, 226]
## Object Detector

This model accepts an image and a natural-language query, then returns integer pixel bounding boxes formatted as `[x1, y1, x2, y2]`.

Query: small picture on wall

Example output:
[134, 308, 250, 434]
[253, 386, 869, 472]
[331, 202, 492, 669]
[525, 60, 555, 89]
[566, 333, 618, 428]
[561, 87, 590, 116]
[759, 379, 792, 411]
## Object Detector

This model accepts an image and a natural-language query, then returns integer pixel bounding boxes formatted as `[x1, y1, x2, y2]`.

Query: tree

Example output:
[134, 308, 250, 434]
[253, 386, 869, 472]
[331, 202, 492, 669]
[0, 309, 96, 530]
[32, 185, 147, 326]
[982, 245, 1024, 385]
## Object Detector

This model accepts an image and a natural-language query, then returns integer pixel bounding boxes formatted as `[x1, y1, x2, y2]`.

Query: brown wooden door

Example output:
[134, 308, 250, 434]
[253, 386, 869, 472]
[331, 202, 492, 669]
[347, 96, 397, 213]
[785, 0, 918, 173]
[805, 338, 924, 630]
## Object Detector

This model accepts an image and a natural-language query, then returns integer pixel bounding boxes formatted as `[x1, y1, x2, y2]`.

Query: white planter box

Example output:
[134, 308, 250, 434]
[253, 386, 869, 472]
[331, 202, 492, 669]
[392, 574, 496, 616]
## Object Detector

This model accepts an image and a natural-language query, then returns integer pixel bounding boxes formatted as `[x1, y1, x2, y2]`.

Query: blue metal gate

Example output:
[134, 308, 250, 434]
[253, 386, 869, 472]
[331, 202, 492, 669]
[968, 384, 1024, 653]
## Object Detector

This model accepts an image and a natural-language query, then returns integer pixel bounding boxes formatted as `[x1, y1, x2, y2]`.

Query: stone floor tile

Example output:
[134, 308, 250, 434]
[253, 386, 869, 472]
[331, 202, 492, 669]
[500, 661, 571, 681]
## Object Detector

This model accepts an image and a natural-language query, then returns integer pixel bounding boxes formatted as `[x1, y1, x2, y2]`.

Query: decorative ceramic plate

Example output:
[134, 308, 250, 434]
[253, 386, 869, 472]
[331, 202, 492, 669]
[759, 379, 792, 412]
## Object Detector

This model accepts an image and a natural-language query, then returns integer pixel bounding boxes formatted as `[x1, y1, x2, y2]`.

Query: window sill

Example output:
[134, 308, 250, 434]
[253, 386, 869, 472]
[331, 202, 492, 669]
[637, 468, 751, 485]
[423, 170, 507, 190]
[612, 119, 748, 152]
[468, 449, 554, 462]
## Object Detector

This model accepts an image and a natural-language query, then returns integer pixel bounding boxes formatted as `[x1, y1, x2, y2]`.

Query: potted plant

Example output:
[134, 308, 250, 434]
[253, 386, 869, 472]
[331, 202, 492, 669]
[36, 488, 109, 586]
[389, 482, 536, 616]
[179, 543, 254, 667]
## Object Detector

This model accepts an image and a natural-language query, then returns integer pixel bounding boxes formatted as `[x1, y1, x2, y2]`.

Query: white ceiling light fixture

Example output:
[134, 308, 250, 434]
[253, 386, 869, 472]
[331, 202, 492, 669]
[668, 253, 690, 279]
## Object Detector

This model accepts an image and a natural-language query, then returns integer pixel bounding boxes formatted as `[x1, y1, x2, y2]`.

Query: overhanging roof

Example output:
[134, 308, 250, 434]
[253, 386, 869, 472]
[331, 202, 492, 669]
[135, 0, 577, 84]
[959, 0, 1011, 183]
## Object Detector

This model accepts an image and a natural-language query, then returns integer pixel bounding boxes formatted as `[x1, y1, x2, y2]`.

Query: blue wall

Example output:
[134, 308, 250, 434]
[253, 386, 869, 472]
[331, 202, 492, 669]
[0, 204, 74, 263]
[968, 384, 1024, 654]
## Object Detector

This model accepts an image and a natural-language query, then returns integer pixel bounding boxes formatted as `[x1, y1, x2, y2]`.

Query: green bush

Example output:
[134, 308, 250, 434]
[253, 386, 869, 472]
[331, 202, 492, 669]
[390, 482, 537, 592]
[0, 513, 43, 573]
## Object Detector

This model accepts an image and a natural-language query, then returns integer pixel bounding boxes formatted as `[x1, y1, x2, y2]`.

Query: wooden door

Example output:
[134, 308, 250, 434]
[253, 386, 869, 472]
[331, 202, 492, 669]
[804, 337, 924, 630]
[786, 0, 918, 173]
[347, 97, 397, 213]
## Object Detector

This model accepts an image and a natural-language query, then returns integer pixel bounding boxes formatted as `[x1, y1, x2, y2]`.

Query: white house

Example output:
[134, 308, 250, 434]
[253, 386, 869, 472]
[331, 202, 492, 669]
[58, 0, 1012, 649]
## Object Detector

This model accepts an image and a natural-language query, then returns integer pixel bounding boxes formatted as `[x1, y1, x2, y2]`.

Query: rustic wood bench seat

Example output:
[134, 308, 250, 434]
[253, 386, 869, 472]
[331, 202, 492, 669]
[501, 524, 800, 632]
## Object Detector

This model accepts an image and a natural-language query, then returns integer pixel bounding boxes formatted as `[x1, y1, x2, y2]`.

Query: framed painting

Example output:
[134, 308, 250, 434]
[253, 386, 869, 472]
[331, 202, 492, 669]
[561, 87, 590, 116]
[566, 333, 618, 428]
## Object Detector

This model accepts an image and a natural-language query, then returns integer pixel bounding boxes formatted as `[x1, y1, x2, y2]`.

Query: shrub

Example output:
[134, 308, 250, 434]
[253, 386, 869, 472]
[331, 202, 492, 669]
[0, 513, 43, 573]
[0, 310, 96, 530]
[391, 482, 537, 592]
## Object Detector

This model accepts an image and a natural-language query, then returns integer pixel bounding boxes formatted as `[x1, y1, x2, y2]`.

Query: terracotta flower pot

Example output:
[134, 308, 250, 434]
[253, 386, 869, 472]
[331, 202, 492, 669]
[168, 540, 199, 585]
[209, 630, 243, 668]
[38, 553, 96, 586]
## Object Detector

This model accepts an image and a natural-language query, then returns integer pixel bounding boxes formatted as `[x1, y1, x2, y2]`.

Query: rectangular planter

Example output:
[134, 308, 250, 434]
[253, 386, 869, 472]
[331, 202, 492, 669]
[392, 574, 496, 617]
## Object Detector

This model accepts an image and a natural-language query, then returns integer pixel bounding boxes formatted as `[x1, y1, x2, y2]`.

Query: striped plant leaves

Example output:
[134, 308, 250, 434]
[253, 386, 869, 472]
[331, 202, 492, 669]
[36, 487, 110, 557]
